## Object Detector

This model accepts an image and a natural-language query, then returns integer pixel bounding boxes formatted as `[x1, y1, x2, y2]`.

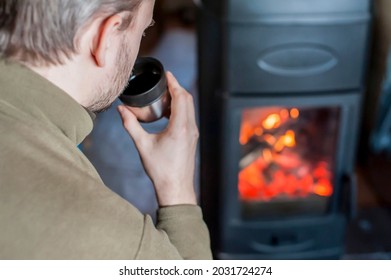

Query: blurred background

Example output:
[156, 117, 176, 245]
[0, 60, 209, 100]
[82, 0, 391, 259]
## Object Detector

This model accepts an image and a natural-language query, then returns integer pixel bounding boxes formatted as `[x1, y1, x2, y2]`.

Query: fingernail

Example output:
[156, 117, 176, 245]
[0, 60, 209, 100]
[117, 106, 124, 113]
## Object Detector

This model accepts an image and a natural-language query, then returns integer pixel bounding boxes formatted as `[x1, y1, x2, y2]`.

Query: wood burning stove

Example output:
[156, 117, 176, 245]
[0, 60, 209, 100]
[197, 0, 372, 259]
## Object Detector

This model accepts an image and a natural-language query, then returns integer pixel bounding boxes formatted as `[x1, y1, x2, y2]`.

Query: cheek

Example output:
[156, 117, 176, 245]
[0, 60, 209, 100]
[133, 32, 144, 52]
[127, 33, 144, 62]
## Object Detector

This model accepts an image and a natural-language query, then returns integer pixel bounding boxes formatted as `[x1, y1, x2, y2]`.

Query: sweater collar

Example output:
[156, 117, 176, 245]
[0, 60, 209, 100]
[0, 60, 94, 145]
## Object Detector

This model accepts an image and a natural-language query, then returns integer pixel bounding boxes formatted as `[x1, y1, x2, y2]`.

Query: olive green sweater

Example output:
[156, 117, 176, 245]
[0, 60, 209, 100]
[0, 60, 212, 260]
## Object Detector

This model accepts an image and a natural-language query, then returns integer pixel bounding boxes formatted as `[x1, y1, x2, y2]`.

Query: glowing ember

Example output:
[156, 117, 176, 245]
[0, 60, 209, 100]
[280, 109, 290, 120]
[290, 108, 300, 119]
[239, 107, 333, 202]
[262, 114, 281, 130]
[239, 122, 252, 145]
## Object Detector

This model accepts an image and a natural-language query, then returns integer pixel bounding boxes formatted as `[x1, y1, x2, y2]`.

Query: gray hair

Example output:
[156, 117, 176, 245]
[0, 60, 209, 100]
[0, 0, 143, 66]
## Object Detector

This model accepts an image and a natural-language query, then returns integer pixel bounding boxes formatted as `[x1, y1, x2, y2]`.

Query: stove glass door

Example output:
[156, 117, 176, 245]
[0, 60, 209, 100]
[238, 106, 340, 219]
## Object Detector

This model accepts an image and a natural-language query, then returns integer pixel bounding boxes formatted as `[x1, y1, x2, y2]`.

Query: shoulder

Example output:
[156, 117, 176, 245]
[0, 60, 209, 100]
[0, 107, 148, 259]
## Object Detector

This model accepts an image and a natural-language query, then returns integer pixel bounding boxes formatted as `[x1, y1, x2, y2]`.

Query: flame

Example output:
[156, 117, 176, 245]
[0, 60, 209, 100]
[255, 127, 264, 136]
[280, 109, 290, 120]
[274, 130, 296, 152]
[262, 114, 281, 130]
[274, 137, 285, 152]
[313, 179, 333, 197]
[262, 149, 273, 163]
[239, 122, 252, 145]
[284, 130, 296, 147]
[290, 108, 300, 119]
[238, 107, 333, 202]
[264, 134, 276, 146]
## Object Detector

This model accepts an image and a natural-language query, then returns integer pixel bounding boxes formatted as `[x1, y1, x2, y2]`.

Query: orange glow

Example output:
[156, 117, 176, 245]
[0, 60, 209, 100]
[313, 179, 333, 197]
[290, 108, 300, 119]
[263, 134, 276, 146]
[274, 137, 285, 152]
[274, 130, 296, 152]
[239, 122, 252, 145]
[283, 130, 296, 147]
[262, 149, 273, 163]
[314, 162, 331, 179]
[238, 161, 265, 200]
[262, 114, 281, 130]
[280, 109, 289, 120]
[238, 107, 334, 202]
[300, 175, 314, 196]
[255, 127, 264, 136]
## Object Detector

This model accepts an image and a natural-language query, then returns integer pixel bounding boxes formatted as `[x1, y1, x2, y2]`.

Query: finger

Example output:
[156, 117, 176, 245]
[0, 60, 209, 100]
[166, 71, 195, 119]
[166, 71, 182, 99]
[166, 71, 197, 128]
[117, 105, 148, 144]
[186, 93, 197, 128]
[166, 71, 188, 129]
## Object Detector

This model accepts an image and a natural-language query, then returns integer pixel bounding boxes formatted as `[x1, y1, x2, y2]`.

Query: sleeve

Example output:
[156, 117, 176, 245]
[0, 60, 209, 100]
[135, 205, 213, 260]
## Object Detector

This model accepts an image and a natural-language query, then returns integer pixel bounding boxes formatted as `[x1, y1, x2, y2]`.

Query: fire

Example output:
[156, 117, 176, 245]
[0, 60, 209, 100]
[313, 179, 333, 197]
[239, 121, 253, 145]
[239, 107, 333, 202]
[274, 130, 296, 152]
[290, 108, 300, 119]
[280, 109, 289, 120]
[262, 114, 281, 130]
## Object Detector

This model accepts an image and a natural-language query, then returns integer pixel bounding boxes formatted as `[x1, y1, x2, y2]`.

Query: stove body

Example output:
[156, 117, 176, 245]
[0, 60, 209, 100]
[198, 0, 372, 259]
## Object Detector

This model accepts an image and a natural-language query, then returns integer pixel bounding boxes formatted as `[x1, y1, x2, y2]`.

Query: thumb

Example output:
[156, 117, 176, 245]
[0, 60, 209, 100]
[117, 105, 148, 144]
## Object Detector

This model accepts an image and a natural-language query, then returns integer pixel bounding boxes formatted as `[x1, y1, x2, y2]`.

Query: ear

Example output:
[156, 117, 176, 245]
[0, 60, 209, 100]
[91, 14, 124, 67]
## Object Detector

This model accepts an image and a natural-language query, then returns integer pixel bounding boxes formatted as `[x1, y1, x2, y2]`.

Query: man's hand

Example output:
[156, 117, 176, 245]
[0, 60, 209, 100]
[118, 72, 198, 207]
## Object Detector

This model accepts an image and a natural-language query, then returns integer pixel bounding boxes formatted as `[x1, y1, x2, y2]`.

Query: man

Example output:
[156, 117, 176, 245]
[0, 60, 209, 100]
[0, 0, 212, 259]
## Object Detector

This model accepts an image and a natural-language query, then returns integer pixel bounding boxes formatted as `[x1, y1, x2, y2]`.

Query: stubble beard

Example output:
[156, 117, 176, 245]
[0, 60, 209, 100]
[87, 40, 134, 114]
